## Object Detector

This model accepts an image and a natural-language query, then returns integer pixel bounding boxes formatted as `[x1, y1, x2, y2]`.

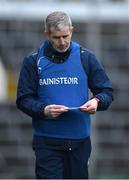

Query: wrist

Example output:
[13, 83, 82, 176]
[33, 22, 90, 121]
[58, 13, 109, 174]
[93, 97, 100, 103]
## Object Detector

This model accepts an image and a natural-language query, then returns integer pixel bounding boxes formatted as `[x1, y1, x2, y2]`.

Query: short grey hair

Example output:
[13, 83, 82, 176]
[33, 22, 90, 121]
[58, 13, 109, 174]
[44, 11, 72, 32]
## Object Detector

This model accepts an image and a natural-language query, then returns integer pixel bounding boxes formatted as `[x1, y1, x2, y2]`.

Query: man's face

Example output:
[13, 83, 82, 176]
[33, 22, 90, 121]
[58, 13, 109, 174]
[45, 26, 73, 52]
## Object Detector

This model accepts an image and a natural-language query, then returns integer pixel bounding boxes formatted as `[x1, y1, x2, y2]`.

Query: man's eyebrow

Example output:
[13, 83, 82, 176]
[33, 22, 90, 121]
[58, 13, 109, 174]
[52, 34, 69, 38]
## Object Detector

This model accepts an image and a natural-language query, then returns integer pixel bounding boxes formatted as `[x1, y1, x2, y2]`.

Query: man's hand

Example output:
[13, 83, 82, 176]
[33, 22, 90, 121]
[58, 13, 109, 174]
[44, 104, 68, 118]
[80, 98, 99, 114]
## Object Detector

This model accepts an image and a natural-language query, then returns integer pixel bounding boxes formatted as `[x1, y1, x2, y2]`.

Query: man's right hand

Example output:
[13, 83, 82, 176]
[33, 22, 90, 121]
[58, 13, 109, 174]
[44, 104, 68, 118]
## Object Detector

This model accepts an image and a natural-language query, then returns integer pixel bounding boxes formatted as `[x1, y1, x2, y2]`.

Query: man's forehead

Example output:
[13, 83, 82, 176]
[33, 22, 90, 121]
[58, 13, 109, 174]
[49, 28, 71, 37]
[49, 26, 70, 33]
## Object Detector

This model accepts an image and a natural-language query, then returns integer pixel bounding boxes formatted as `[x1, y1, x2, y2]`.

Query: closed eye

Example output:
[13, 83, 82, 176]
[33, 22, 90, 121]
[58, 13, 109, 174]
[52, 35, 69, 39]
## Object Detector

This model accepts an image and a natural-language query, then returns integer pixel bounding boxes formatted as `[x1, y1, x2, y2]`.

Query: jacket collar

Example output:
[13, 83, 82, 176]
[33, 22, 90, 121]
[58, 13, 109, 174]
[43, 40, 72, 63]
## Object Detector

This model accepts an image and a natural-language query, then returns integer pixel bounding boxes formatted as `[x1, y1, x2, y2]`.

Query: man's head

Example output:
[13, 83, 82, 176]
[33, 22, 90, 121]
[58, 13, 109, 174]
[44, 11, 73, 52]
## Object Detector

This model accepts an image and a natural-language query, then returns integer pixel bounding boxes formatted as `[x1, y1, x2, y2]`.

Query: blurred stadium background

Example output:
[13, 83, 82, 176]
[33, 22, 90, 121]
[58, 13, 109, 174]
[0, 0, 129, 178]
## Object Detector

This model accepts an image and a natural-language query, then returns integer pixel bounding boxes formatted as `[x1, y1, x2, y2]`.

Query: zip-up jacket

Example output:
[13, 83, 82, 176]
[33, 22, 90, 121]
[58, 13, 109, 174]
[16, 40, 113, 139]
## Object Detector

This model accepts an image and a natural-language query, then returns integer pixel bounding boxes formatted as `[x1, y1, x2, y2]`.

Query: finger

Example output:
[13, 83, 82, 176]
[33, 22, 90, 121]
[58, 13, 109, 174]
[80, 106, 96, 114]
[87, 107, 95, 111]
[51, 112, 63, 118]
[54, 108, 68, 113]
[89, 111, 96, 114]
[79, 106, 88, 111]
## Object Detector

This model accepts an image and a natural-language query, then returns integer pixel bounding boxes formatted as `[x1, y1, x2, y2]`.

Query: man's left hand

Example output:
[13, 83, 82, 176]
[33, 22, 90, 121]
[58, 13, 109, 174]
[80, 98, 99, 114]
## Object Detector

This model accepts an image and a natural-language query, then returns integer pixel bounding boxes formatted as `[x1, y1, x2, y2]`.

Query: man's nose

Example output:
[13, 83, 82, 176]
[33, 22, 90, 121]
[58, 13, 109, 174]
[58, 37, 65, 45]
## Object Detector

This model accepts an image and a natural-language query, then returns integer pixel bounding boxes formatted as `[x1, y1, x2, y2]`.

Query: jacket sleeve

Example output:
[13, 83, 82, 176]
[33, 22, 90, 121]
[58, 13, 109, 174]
[81, 49, 114, 111]
[16, 54, 46, 118]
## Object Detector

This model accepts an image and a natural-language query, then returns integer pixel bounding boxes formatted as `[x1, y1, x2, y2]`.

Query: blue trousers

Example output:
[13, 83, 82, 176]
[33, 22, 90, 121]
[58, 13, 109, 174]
[33, 136, 91, 179]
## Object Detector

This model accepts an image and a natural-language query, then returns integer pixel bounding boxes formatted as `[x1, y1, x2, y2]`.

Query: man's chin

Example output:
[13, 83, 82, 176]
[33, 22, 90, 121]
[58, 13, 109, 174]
[56, 47, 69, 53]
[58, 50, 67, 53]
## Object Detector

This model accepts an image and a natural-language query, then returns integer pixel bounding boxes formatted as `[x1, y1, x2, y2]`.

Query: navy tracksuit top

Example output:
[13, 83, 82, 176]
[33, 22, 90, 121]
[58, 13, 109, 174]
[33, 42, 90, 139]
[16, 40, 113, 140]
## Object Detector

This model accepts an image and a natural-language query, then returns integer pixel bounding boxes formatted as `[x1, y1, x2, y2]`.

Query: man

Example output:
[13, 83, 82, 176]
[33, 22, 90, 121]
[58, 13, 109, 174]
[16, 11, 113, 179]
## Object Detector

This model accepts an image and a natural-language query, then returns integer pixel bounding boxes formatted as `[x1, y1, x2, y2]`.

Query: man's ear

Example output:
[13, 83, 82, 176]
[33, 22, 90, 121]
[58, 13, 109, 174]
[70, 26, 74, 36]
[71, 26, 74, 33]
[44, 31, 49, 38]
